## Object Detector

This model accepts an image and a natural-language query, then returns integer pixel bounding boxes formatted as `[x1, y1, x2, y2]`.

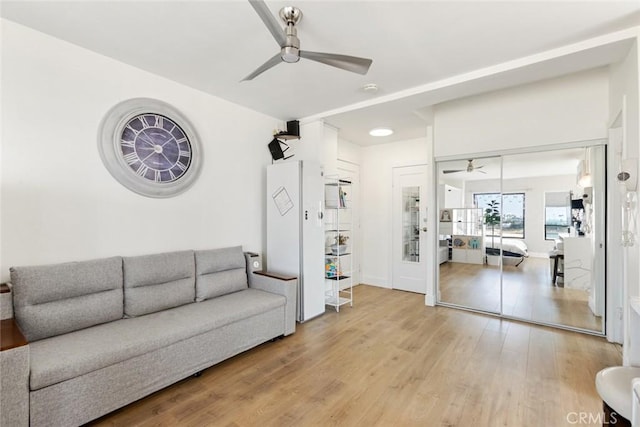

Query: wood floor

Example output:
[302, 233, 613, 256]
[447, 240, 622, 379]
[439, 258, 603, 331]
[90, 285, 620, 427]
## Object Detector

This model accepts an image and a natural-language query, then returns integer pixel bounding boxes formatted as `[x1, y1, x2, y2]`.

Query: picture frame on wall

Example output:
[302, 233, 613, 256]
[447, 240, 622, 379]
[440, 209, 452, 222]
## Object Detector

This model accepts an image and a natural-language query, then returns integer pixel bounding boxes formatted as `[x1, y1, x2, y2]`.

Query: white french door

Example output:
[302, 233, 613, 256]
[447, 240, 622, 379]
[392, 165, 428, 293]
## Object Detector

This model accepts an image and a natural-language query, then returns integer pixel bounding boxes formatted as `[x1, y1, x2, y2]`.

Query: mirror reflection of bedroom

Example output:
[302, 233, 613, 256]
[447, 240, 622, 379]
[437, 145, 605, 333]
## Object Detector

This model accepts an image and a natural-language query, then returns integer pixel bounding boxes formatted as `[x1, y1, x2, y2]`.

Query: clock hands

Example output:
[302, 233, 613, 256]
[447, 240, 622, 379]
[136, 132, 157, 148]
[137, 128, 181, 150]
[136, 141, 179, 171]
[153, 153, 178, 170]
[139, 151, 157, 164]
[138, 147, 176, 168]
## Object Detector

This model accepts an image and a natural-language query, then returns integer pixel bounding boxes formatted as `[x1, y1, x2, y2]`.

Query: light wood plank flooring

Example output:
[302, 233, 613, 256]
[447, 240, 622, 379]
[90, 285, 619, 427]
[439, 258, 603, 331]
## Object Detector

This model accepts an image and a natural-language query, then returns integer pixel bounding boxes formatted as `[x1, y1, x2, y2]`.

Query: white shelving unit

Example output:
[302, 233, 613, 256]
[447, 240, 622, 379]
[324, 177, 353, 311]
[439, 208, 484, 265]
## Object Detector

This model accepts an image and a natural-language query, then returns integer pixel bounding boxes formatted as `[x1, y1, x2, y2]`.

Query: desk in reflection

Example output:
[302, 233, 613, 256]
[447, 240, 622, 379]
[556, 233, 592, 291]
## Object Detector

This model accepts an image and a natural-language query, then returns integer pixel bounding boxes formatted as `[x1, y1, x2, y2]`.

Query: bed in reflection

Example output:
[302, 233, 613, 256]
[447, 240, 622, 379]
[486, 238, 529, 266]
[438, 241, 449, 264]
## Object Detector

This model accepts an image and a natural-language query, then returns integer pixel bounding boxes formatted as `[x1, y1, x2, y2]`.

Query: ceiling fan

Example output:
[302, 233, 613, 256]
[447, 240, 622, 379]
[442, 159, 487, 174]
[243, 0, 373, 81]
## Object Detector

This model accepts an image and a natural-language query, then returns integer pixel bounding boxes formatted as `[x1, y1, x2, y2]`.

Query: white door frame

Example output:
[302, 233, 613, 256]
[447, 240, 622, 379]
[608, 106, 625, 347]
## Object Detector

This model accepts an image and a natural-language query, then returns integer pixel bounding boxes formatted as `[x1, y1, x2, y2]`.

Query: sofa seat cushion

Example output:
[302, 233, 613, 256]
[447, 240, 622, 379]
[29, 289, 285, 391]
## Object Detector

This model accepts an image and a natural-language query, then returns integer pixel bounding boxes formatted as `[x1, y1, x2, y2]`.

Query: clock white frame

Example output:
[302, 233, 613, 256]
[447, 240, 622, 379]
[98, 98, 203, 198]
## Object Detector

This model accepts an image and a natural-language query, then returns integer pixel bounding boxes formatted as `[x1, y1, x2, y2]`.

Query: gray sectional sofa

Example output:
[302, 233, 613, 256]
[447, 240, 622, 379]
[0, 246, 297, 427]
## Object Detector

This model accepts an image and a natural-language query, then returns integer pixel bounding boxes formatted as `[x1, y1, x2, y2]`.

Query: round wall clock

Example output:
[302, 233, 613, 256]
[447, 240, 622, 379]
[98, 98, 202, 198]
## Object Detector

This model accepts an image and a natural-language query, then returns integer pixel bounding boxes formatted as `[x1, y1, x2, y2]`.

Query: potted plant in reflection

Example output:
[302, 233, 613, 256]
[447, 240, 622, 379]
[484, 199, 501, 266]
[331, 234, 349, 255]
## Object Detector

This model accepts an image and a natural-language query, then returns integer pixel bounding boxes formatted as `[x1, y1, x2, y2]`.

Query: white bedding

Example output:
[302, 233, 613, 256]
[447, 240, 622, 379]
[486, 238, 528, 257]
[438, 246, 448, 264]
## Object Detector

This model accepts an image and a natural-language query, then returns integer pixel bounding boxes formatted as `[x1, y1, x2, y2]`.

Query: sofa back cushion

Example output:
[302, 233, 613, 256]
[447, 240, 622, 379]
[195, 246, 247, 301]
[10, 257, 124, 342]
[123, 250, 195, 317]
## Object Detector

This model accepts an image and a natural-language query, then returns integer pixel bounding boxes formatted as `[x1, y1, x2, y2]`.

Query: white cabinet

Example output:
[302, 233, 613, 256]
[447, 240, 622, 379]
[557, 233, 592, 291]
[324, 177, 353, 311]
[267, 161, 325, 322]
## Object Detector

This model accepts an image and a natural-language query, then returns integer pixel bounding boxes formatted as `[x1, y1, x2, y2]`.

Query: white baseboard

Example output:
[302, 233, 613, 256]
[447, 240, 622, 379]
[529, 252, 550, 258]
[361, 276, 390, 289]
[425, 293, 436, 306]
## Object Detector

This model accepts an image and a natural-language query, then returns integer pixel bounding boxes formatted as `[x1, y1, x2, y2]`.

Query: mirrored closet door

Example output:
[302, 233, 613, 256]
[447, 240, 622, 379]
[436, 145, 606, 334]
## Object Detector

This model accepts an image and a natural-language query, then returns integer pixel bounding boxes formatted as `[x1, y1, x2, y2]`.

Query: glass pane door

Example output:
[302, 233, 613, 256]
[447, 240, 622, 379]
[403, 186, 420, 262]
[392, 165, 428, 294]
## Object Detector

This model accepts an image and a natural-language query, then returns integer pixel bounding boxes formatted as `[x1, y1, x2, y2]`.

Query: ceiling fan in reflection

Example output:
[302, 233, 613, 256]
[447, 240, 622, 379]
[442, 159, 487, 174]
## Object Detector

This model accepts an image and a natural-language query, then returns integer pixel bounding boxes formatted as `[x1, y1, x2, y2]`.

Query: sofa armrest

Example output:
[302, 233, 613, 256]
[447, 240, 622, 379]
[1, 318, 27, 351]
[249, 271, 297, 336]
[1, 283, 13, 320]
[1, 317, 29, 427]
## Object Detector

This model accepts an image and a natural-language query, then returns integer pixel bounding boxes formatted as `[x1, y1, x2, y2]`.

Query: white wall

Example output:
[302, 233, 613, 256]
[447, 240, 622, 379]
[360, 137, 428, 287]
[434, 67, 610, 158]
[462, 175, 579, 255]
[337, 138, 362, 166]
[0, 20, 279, 281]
[438, 184, 463, 208]
[274, 120, 338, 175]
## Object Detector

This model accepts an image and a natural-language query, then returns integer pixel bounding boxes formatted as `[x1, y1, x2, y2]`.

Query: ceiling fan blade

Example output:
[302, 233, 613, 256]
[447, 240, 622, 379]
[475, 165, 484, 169]
[477, 170, 487, 174]
[442, 170, 464, 174]
[242, 53, 282, 81]
[299, 50, 372, 75]
[248, 0, 286, 48]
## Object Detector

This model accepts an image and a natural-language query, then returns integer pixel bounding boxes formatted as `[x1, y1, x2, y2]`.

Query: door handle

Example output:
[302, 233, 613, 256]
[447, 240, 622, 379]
[422, 227, 427, 232]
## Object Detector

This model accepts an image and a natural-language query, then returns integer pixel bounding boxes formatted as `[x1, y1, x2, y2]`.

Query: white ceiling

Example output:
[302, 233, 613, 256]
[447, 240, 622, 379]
[2, 1, 640, 145]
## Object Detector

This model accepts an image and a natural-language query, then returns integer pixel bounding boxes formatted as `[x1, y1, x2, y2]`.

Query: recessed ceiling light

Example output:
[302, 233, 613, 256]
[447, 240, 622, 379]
[362, 83, 379, 94]
[369, 127, 394, 137]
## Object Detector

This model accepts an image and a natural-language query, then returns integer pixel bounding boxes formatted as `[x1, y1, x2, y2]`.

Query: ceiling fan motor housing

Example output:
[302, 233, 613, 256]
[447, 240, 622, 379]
[282, 24, 300, 63]
[279, 6, 302, 25]
[281, 46, 300, 62]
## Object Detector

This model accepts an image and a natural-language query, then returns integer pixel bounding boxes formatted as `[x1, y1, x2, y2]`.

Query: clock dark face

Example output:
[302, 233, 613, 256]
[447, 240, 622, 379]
[119, 114, 192, 183]
[98, 98, 202, 198]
